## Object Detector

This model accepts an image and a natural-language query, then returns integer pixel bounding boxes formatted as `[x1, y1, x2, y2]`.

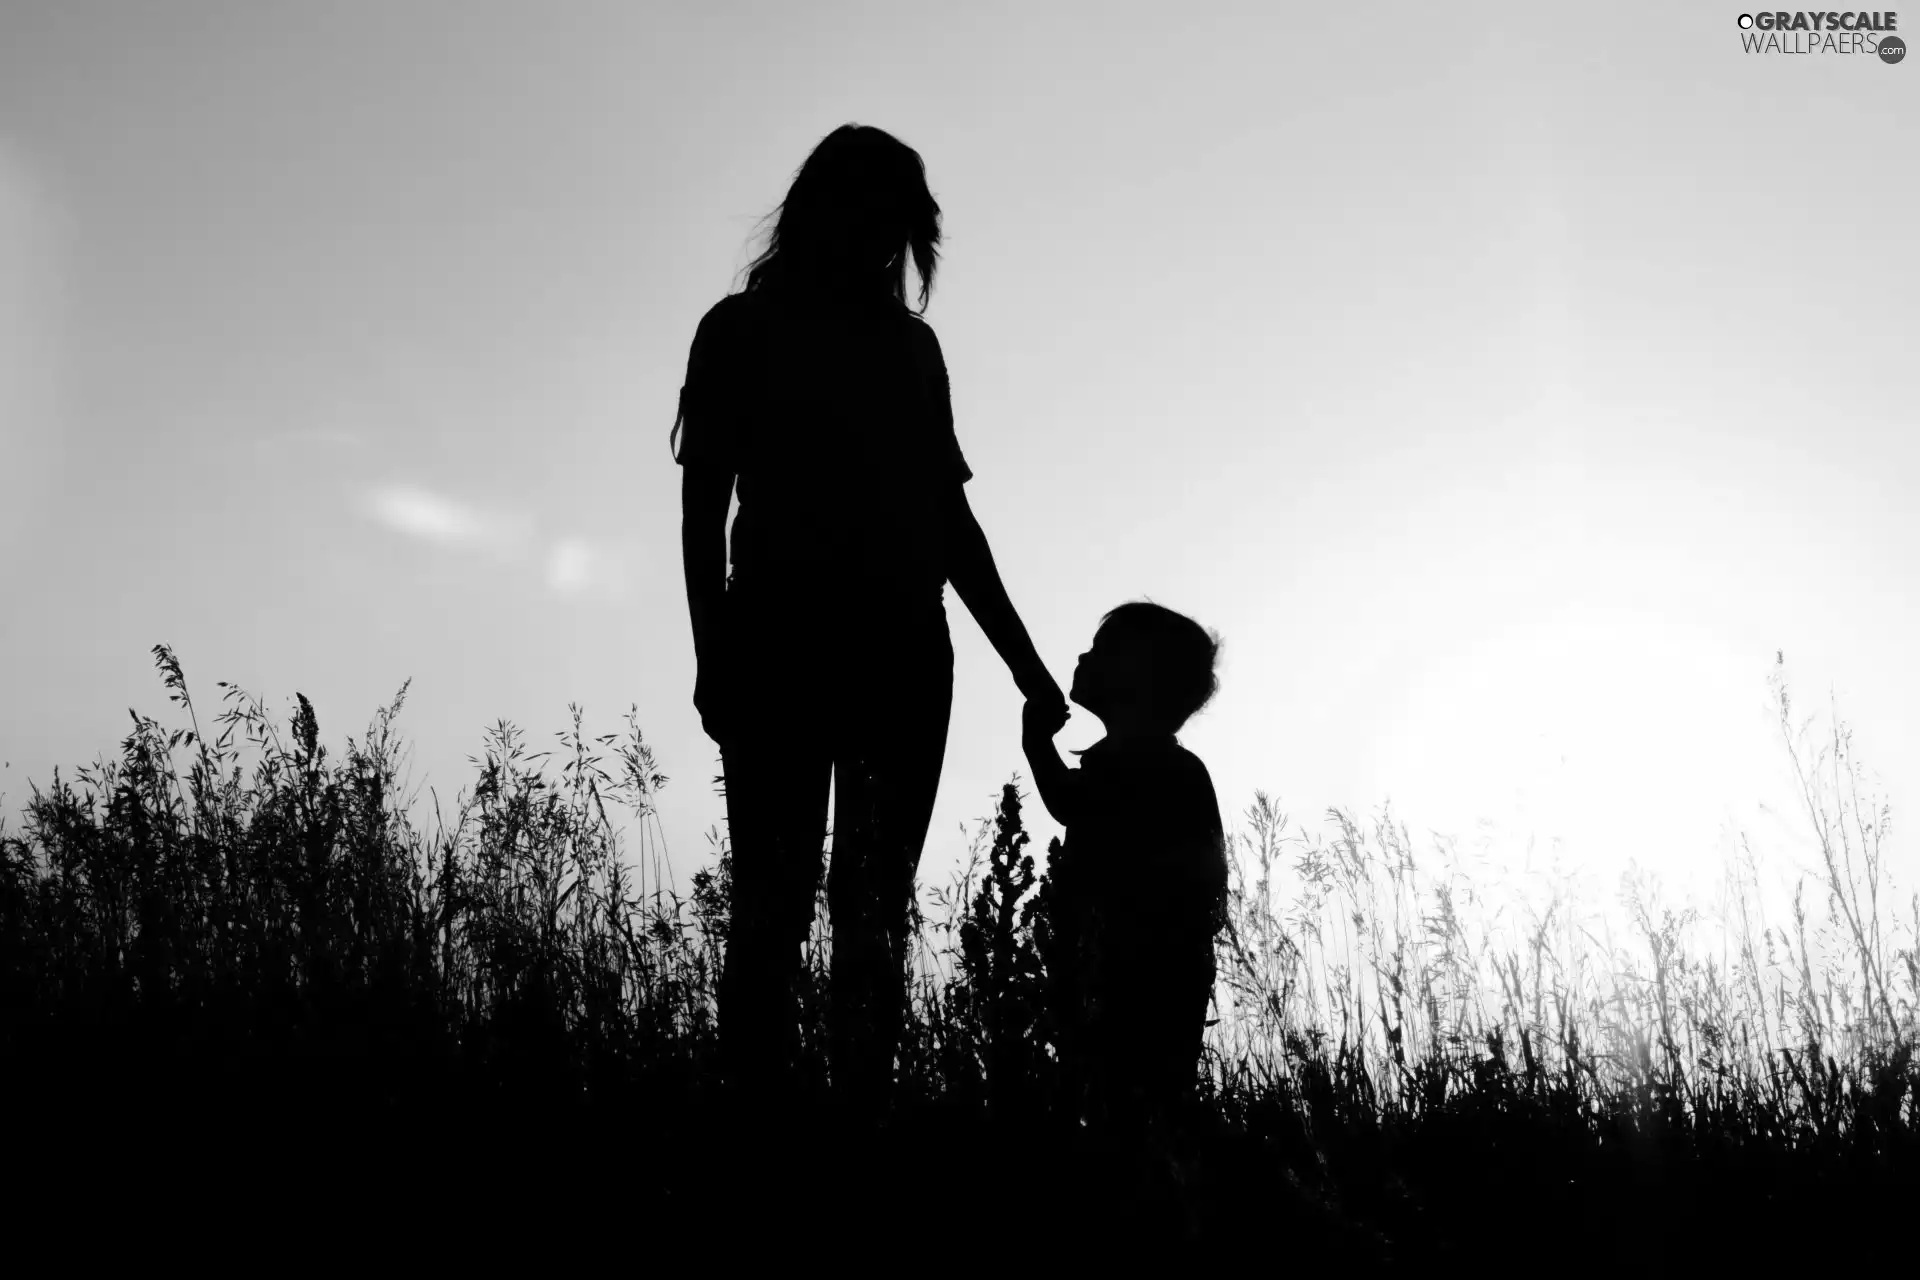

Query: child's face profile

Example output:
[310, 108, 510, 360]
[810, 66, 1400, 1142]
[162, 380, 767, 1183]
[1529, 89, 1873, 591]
[1070, 625, 1152, 718]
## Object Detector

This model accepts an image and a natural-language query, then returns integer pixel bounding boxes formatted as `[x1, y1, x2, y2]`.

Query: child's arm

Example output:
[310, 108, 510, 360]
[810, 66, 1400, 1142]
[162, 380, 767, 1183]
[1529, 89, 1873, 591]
[1021, 699, 1080, 828]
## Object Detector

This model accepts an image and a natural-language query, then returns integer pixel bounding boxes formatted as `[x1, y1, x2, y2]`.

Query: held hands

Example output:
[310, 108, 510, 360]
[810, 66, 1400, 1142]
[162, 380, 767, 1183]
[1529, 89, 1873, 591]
[1018, 658, 1069, 740]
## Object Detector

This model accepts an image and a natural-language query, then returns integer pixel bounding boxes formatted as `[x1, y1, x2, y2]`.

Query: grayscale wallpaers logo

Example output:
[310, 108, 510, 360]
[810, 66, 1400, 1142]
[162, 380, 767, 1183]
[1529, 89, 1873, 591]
[1737, 10, 1904, 58]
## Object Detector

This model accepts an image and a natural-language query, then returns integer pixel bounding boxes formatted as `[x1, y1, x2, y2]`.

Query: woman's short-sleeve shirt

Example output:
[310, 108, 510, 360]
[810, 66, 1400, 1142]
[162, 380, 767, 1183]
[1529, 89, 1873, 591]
[672, 287, 972, 602]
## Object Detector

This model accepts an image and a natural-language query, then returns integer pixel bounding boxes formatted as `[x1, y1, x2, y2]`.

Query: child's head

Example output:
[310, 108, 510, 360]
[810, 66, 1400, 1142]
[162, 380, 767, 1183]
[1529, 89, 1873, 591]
[1069, 601, 1221, 734]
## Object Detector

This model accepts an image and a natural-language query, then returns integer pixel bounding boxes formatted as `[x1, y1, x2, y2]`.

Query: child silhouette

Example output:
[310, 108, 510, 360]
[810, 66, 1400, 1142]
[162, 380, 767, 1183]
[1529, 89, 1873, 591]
[1023, 601, 1228, 1140]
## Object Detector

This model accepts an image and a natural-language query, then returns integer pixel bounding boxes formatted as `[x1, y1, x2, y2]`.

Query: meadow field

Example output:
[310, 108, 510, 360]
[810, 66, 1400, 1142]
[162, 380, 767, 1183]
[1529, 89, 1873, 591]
[2, 644, 1911, 1264]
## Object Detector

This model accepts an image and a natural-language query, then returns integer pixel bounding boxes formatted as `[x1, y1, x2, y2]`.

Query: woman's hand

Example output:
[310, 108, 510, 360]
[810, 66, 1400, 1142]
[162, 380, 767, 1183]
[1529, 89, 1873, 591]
[693, 658, 737, 748]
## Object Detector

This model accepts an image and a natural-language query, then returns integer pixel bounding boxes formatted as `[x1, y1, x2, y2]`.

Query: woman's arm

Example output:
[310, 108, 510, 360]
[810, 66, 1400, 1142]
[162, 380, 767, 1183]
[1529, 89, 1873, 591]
[682, 464, 735, 741]
[944, 486, 1063, 708]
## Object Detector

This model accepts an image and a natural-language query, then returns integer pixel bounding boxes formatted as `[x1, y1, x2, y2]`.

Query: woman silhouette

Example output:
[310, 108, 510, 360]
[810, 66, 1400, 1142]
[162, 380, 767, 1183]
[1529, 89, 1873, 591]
[673, 124, 1066, 1115]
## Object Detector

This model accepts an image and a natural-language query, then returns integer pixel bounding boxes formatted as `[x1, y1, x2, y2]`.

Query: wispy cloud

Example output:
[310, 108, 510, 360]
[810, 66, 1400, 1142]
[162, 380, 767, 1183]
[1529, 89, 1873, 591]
[361, 483, 532, 563]
[361, 481, 632, 603]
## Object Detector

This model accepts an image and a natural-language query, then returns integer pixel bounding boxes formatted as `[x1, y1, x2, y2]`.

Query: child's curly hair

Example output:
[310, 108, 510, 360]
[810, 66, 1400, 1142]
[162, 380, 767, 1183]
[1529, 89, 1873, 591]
[1098, 600, 1222, 731]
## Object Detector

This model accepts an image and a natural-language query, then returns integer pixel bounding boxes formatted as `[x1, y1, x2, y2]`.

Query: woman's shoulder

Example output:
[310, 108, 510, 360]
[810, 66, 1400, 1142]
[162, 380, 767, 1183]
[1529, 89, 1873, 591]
[899, 309, 945, 366]
[690, 292, 755, 350]
[690, 293, 789, 373]
[699, 290, 766, 330]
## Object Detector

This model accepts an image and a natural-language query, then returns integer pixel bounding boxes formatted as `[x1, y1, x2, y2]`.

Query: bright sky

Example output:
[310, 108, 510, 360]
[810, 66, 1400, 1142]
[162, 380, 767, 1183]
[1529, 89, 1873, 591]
[2, 2, 1914, 937]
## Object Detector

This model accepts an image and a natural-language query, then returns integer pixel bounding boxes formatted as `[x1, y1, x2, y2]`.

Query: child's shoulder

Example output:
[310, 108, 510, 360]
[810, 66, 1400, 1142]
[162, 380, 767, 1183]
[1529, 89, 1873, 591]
[1150, 745, 1224, 840]
[1165, 740, 1218, 788]
[1166, 739, 1209, 769]
[1085, 737, 1218, 802]
[1087, 735, 1208, 767]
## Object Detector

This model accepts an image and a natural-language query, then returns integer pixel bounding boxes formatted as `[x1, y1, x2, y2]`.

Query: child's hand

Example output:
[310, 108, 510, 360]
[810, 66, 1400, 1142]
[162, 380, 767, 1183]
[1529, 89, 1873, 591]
[1023, 696, 1069, 740]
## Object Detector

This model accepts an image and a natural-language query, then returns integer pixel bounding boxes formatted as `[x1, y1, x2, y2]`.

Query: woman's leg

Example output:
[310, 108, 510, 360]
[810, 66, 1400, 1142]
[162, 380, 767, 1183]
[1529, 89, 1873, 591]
[718, 738, 831, 1096]
[825, 607, 954, 1117]
[716, 588, 835, 1101]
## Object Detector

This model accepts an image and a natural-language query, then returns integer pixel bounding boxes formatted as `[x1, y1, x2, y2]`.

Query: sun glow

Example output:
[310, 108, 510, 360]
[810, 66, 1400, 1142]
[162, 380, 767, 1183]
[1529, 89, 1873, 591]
[1361, 598, 1776, 901]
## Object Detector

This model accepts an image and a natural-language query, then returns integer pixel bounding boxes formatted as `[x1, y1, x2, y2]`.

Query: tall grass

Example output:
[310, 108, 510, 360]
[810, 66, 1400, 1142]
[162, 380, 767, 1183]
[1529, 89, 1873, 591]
[1, 644, 1912, 1260]
[1205, 655, 1916, 1128]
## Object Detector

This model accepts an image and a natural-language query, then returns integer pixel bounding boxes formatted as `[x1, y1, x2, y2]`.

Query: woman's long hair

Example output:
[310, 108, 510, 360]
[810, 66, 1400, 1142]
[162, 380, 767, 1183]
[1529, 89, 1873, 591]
[741, 124, 942, 314]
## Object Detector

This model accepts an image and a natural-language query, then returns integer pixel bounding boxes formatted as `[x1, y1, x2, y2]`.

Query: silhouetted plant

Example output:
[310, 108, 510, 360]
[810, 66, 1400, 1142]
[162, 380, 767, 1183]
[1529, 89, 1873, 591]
[951, 781, 1051, 1119]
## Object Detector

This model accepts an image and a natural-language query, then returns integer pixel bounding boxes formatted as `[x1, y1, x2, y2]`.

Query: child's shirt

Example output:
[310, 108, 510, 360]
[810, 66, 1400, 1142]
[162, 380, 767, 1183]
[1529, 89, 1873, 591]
[1051, 733, 1229, 1035]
